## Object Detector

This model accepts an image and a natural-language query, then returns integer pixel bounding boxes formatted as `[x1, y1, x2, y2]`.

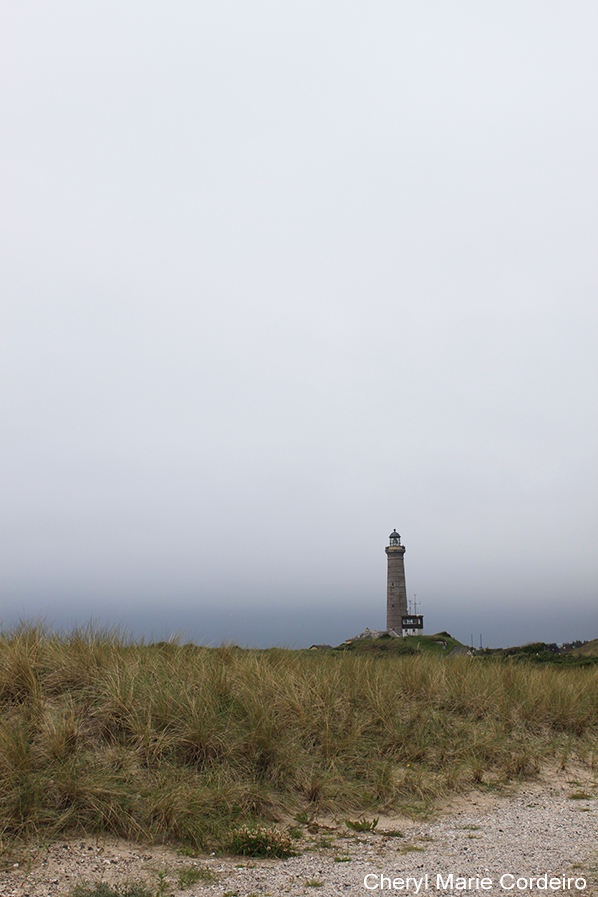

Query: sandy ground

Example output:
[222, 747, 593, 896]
[1, 767, 597, 897]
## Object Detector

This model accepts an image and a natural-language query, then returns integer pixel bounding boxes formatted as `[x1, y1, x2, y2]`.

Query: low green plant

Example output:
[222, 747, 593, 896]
[345, 817, 378, 832]
[177, 864, 217, 887]
[314, 835, 333, 849]
[154, 871, 169, 897]
[70, 884, 153, 897]
[305, 879, 324, 887]
[227, 824, 296, 858]
[334, 855, 351, 862]
[293, 810, 315, 826]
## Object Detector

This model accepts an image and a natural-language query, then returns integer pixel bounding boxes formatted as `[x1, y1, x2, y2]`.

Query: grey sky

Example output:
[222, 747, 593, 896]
[2, 2, 597, 648]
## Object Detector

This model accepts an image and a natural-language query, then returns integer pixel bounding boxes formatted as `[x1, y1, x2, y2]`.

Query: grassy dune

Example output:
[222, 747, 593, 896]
[0, 625, 597, 854]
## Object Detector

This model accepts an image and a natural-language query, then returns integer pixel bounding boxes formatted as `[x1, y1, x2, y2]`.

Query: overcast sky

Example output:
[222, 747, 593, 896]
[2, 2, 597, 648]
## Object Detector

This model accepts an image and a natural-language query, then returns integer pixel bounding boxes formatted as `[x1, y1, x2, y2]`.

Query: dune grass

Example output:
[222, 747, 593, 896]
[0, 625, 596, 855]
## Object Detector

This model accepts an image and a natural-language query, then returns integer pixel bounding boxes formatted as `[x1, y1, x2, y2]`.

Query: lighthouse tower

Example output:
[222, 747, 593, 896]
[386, 529, 408, 633]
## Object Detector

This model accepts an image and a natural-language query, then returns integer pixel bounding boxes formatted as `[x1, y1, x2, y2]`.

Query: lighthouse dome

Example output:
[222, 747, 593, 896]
[389, 529, 401, 545]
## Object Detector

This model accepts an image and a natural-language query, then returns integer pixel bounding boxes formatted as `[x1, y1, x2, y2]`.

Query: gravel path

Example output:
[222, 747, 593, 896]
[2, 770, 597, 897]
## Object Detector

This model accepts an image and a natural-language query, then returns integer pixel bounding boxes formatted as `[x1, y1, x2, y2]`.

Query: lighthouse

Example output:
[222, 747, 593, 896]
[385, 529, 408, 633]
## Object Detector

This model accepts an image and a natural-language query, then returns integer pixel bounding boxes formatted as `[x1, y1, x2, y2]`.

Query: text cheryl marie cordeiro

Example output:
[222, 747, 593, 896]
[363, 873, 587, 892]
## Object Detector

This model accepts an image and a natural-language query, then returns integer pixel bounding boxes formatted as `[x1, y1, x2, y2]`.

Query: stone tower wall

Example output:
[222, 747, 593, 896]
[386, 545, 407, 632]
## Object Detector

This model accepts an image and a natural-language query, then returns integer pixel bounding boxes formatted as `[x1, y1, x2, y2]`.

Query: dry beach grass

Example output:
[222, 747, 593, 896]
[0, 625, 597, 880]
